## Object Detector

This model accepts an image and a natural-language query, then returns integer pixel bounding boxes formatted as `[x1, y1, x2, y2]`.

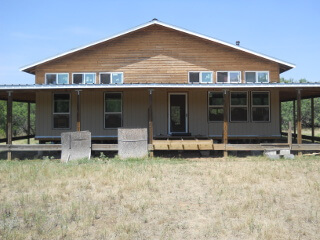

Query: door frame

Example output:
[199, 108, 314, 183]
[168, 92, 188, 134]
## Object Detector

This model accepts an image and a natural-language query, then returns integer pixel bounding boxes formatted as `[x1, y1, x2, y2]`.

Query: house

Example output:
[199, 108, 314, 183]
[1, 19, 320, 157]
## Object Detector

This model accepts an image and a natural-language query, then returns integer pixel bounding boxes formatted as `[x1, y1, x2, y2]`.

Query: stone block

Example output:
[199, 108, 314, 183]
[118, 128, 148, 159]
[280, 149, 291, 155]
[283, 154, 295, 159]
[61, 131, 91, 162]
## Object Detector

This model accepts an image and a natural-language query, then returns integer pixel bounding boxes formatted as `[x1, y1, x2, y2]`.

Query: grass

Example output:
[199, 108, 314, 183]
[0, 156, 320, 239]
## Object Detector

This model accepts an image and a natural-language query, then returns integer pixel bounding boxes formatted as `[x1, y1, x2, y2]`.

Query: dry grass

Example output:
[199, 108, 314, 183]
[0, 156, 320, 239]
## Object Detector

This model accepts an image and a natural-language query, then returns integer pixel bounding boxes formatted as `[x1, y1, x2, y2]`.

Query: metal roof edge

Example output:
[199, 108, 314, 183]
[20, 19, 295, 72]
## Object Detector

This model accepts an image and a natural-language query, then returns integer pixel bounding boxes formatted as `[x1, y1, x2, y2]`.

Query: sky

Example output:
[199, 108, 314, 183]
[1, 0, 319, 84]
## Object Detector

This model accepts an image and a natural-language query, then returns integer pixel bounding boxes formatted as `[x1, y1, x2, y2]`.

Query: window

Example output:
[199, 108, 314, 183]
[188, 71, 213, 83]
[208, 92, 224, 121]
[104, 92, 122, 128]
[230, 92, 248, 122]
[72, 73, 96, 84]
[100, 72, 123, 84]
[245, 71, 269, 83]
[53, 93, 70, 129]
[217, 71, 241, 83]
[252, 92, 270, 122]
[46, 73, 69, 84]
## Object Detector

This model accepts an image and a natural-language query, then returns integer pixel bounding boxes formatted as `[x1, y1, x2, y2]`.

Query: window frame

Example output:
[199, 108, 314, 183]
[72, 73, 96, 84]
[188, 71, 213, 83]
[104, 92, 123, 129]
[230, 91, 248, 122]
[251, 91, 271, 122]
[99, 72, 124, 84]
[216, 71, 241, 83]
[245, 71, 270, 83]
[208, 91, 224, 122]
[45, 73, 69, 84]
[52, 93, 71, 130]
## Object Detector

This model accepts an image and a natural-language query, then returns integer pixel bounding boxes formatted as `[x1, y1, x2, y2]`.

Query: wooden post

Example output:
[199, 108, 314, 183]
[27, 102, 31, 144]
[7, 91, 13, 160]
[293, 100, 296, 141]
[311, 98, 315, 143]
[288, 121, 292, 149]
[148, 89, 154, 157]
[297, 90, 302, 156]
[76, 90, 81, 132]
[223, 90, 229, 158]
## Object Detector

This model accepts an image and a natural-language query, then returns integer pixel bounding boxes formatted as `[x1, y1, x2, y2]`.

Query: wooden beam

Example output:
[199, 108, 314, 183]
[311, 98, 315, 143]
[223, 90, 229, 158]
[76, 90, 81, 131]
[297, 90, 302, 156]
[293, 100, 296, 141]
[148, 89, 154, 157]
[6, 91, 12, 160]
[27, 102, 31, 144]
[288, 121, 292, 149]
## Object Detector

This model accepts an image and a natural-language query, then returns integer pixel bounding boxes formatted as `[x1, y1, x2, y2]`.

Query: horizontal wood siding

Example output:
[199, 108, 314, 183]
[36, 89, 280, 139]
[35, 25, 280, 84]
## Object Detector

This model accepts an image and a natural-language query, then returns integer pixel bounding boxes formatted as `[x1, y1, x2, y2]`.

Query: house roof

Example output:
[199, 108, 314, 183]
[20, 19, 295, 74]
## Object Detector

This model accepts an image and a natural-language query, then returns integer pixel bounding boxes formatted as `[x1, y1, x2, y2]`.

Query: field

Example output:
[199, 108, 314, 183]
[0, 156, 320, 240]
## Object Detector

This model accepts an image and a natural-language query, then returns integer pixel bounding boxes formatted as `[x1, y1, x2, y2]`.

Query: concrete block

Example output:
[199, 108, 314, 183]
[267, 155, 280, 160]
[61, 131, 91, 162]
[118, 128, 148, 159]
[283, 154, 295, 159]
[264, 150, 277, 156]
[280, 149, 291, 155]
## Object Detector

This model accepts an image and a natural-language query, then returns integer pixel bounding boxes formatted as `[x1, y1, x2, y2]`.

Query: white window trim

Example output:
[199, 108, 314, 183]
[99, 72, 124, 84]
[188, 71, 213, 83]
[52, 93, 71, 130]
[245, 71, 270, 83]
[45, 73, 69, 84]
[216, 71, 241, 84]
[72, 73, 96, 84]
[104, 92, 123, 129]
[208, 91, 224, 122]
[230, 91, 248, 122]
[251, 91, 271, 122]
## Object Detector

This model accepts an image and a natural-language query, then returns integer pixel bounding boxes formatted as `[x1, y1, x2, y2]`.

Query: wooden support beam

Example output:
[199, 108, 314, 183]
[288, 121, 292, 149]
[6, 91, 12, 160]
[293, 100, 296, 141]
[76, 90, 81, 132]
[297, 90, 302, 156]
[311, 98, 315, 143]
[223, 90, 229, 158]
[148, 89, 154, 157]
[27, 102, 31, 144]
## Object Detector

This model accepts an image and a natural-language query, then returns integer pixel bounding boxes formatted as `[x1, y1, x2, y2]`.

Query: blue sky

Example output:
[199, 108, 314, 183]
[1, 0, 319, 84]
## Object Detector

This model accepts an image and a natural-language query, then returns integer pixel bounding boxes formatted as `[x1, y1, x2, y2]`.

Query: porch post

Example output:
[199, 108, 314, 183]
[293, 100, 296, 141]
[223, 90, 229, 158]
[297, 90, 302, 156]
[27, 102, 31, 144]
[6, 91, 13, 160]
[311, 98, 315, 143]
[76, 90, 82, 132]
[148, 89, 154, 157]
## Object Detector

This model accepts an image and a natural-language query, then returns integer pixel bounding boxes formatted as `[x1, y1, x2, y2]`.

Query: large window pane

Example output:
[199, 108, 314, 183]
[230, 72, 240, 83]
[105, 114, 122, 128]
[112, 73, 123, 84]
[231, 107, 247, 121]
[105, 93, 122, 112]
[217, 72, 228, 83]
[73, 74, 83, 84]
[258, 72, 268, 83]
[209, 92, 223, 105]
[245, 72, 256, 83]
[57, 74, 68, 84]
[189, 72, 199, 83]
[46, 74, 56, 84]
[231, 92, 247, 105]
[252, 92, 269, 105]
[209, 107, 223, 121]
[202, 72, 212, 83]
[54, 94, 70, 113]
[53, 114, 69, 129]
[252, 107, 269, 121]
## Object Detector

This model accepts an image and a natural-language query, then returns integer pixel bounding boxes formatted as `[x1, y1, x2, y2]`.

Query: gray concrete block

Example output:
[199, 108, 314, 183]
[118, 128, 148, 159]
[61, 131, 91, 162]
[280, 149, 291, 155]
[264, 150, 277, 156]
[267, 155, 280, 160]
[283, 154, 295, 159]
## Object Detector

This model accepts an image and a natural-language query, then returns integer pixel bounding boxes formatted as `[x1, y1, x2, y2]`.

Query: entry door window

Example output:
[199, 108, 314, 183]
[170, 94, 187, 133]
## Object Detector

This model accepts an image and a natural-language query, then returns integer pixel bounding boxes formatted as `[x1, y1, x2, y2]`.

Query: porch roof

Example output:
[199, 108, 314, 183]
[1, 83, 320, 102]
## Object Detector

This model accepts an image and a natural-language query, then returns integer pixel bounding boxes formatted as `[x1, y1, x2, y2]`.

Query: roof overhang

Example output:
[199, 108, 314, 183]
[20, 20, 295, 74]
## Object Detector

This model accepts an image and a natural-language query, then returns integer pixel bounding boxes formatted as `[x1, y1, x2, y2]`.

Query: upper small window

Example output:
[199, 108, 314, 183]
[72, 73, 96, 84]
[217, 71, 241, 83]
[100, 72, 124, 84]
[46, 73, 69, 84]
[189, 71, 213, 83]
[245, 71, 269, 83]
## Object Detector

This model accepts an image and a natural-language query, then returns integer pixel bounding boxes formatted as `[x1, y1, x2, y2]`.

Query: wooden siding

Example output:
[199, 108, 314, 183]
[36, 89, 280, 139]
[34, 25, 280, 84]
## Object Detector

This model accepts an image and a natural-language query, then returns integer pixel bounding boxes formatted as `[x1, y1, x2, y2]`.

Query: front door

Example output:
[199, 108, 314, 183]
[169, 93, 188, 134]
